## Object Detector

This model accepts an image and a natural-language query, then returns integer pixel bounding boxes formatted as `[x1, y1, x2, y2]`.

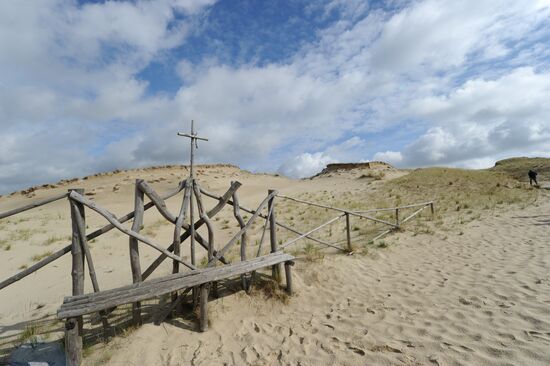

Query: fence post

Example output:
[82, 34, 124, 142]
[430, 202, 435, 218]
[395, 208, 400, 227]
[345, 213, 352, 252]
[268, 190, 282, 283]
[67, 188, 85, 366]
[129, 180, 144, 325]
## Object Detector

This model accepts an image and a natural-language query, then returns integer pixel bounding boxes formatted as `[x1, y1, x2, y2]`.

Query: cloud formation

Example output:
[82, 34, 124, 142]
[0, 0, 549, 193]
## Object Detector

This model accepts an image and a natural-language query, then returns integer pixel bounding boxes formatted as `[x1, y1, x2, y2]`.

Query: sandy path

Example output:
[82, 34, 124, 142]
[91, 192, 550, 365]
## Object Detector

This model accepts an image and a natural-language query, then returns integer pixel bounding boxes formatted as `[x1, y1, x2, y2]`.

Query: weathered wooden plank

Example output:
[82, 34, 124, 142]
[58, 253, 294, 319]
[141, 181, 241, 280]
[69, 191, 197, 271]
[0, 191, 69, 220]
[64, 251, 291, 305]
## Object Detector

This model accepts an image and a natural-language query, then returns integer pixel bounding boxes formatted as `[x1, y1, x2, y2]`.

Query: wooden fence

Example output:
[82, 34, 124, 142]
[274, 194, 435, 252]
[0, 181, 433, 365]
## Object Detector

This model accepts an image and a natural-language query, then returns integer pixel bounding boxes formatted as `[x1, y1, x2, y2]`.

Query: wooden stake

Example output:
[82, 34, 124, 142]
[232, 185, 248, 290]
[67, 189, 84, 366]
[284, 261, 294, 296]
[395, 208, 400, 227]
[71, 199, 109, 337]
[268, 190, 282, 283]
[130, 180, 144, 325]
[345, 213, 352, 252]
[199, 283, 209, 332]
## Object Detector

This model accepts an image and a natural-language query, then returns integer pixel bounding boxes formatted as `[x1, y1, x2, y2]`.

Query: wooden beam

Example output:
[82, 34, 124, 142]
[0, 191, 69, 219]
[58, 253, 294, 319]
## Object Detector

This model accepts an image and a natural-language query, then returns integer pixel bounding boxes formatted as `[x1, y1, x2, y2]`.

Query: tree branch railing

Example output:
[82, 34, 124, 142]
[0, 182, 186, 291]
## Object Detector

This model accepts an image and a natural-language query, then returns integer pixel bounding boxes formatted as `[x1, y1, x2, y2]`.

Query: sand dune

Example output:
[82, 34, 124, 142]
[1, 163, 549, 365]
[85, 189, 549, 366]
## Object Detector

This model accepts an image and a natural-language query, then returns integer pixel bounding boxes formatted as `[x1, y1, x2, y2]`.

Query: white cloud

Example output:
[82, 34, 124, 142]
[278, 152, 335, 178]
[373, 151, 403, 165]
[1, 0, 549, 193]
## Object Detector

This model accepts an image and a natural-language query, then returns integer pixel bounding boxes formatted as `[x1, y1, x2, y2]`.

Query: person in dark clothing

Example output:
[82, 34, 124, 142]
[528, 170, 538, 186]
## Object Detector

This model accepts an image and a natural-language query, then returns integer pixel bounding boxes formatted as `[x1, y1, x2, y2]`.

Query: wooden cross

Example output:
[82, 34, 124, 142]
[177, 120, 208, 269]
[177, 120, 208, 179]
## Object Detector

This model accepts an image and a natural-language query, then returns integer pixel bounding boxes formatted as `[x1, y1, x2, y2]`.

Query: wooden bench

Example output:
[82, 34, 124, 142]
[58, 252, 295, 323]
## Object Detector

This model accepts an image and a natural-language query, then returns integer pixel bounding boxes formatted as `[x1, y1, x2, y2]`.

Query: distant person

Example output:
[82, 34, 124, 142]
[528, 169, 538, 186]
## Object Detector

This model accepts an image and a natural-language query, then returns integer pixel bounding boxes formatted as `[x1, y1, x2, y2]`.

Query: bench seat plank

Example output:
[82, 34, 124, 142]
[58, 252, 293, 319]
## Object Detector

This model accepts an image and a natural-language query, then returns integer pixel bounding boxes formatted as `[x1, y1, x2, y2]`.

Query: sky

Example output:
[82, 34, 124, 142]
[1, 0, 550, 194]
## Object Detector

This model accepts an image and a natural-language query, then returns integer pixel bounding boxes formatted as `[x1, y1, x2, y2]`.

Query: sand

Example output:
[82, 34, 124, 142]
[1, 165, 549, 365]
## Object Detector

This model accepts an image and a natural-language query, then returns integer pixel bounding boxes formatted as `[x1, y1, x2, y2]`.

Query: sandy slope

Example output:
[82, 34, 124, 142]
[1, 165, 549, 365]
[80, 189, 549, 366]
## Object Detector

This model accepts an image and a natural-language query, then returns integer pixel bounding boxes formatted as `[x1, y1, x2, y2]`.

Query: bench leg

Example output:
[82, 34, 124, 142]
[65, 317, 82, 366]
[212, 281, 219, 298]
[199, 284, 209, 332]
[284, 261, 294, 296]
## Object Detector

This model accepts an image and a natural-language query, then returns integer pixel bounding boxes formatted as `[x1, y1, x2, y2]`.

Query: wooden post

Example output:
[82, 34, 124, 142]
[284, 261, 294, 296]
[395, 208, 400, 227]
[199, 283, 209, 332]
[268, 190, 281, 283]
[345, 213, 352, 252]
[232, 185, 248, 291]
[430, 202, 435, 217]
[130, 180, 144, 325]
[67, 189, 84, 366]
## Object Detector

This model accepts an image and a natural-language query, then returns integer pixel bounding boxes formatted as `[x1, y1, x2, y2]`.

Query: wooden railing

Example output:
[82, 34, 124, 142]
[274, 195, 435, 253]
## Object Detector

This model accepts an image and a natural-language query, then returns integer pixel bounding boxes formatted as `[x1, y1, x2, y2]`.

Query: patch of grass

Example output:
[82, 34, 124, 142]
[31, 251, 53, 262]
[250, 279, 290, 304]
[302, 243, 324, 262]
[44, 235, 63, 245]
[11, 228, 34, 241]
[377, 240, 388, 248]
[17, 322, 39, 347]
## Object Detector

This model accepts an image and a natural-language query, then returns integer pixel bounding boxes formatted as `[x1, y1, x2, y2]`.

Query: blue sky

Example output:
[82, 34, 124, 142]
[1, 0, 550, 193]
